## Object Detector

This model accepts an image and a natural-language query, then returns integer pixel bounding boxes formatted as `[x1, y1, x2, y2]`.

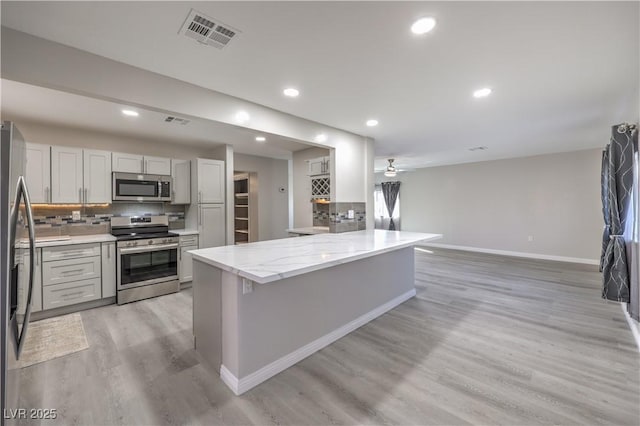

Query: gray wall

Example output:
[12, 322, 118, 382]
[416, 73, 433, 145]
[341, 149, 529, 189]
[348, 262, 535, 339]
[292, 147, 331, 227]
[377, 149, 603, 261]
[234, 153, 290, 241]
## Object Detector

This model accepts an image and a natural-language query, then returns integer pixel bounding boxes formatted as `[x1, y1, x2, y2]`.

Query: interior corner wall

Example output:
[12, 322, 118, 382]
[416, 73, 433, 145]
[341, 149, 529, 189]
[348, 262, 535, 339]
[292, 147, 331, 228]
[233, 153, 290, 241]
[376, 149, 603, 261]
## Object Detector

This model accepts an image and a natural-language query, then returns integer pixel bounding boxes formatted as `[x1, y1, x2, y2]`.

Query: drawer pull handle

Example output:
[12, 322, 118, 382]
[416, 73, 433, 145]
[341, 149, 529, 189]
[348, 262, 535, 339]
[61, 291, 84, 299]
[60, 269, 84, 276]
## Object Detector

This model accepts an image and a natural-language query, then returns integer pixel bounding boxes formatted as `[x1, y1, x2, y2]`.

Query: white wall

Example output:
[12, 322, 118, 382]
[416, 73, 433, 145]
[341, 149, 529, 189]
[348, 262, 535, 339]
[377, 149, 603, 261]
[2, 28, 373, 207]
[292, 147, 331, 228]
[234, 153, 290, 240]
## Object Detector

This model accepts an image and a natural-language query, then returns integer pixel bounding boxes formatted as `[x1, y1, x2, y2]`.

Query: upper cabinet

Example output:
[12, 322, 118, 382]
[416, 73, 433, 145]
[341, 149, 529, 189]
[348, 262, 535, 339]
[25, 143, 51, 203]
[171, 159, 191, 204]
[112, 152, 143, 173]
[145, 156, 171, 176]
[308, 156, 330, 176]
[112, 152, 171, 175]
[51, 146, 83, 203]
[197, 158, 225, 204]
[83, 149, 112, 204]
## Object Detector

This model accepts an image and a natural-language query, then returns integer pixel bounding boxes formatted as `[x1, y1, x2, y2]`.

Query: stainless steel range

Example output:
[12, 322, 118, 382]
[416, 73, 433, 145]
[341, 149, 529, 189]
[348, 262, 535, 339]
[111, 216, 179, 304]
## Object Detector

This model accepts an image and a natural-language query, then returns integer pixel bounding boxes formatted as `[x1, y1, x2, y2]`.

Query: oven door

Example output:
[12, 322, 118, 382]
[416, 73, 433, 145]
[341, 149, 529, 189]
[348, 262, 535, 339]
[117, 243, 178, 289]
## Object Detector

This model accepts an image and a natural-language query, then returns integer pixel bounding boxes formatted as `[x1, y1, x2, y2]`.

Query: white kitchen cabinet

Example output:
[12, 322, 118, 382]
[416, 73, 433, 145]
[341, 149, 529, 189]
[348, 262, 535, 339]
[51, 146, 83, 203]
[18, 249, 42, 313]
[198, 204, 226, 248]
[101, 242, 116, 298]
[112, 152, 144, 173]
[25, 143, 51, 203]
[197, 158, 225, 204]
[308, 156, 330, 176]
[171, 159, 191, 204]
[144, 156, 171, 175]
[179, 234, 198, 283]
[83, 149, 112, 204]
[41, 243, 102, 310]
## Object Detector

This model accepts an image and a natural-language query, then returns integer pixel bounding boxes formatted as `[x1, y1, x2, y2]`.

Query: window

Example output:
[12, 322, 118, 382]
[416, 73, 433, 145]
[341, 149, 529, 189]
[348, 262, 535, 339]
[374, 184, 400, 230]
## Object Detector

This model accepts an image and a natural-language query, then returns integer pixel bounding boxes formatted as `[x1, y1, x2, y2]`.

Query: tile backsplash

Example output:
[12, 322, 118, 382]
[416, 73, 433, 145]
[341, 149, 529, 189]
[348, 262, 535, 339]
[312, 203, 330, 227]
[329, 202, 366, 233]
[18, 203, 186, 238]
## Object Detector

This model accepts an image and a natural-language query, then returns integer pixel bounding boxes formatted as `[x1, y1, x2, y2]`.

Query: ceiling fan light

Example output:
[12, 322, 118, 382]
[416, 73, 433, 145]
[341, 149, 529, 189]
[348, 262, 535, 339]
[384, 169, 397, 177]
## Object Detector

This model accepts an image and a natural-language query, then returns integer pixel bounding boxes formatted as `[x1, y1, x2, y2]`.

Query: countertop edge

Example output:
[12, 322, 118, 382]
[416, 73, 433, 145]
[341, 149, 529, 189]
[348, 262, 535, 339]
[191, 233, 442, 284]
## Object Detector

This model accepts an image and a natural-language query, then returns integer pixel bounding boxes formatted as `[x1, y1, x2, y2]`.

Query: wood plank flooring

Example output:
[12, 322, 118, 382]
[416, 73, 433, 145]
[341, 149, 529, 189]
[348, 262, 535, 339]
[14, 248, 640, 425]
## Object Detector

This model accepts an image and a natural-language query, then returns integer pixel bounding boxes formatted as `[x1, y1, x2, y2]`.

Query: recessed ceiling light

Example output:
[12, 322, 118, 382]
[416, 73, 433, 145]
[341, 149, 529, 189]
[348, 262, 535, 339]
[122, 109, 139, 117]
[314, 133, 327, 143]
[283, 88, 299, 98]
[411, 17, 436, 35]
[255, 136, 266, 142]
[473, 88, 492, 98]
[235, 111, 250, 123]
[366, 119, 379, 127]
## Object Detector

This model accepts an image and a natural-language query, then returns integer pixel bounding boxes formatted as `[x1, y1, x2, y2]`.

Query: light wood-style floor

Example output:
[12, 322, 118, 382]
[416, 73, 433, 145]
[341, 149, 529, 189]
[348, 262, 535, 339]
[16, 249, 640, 425]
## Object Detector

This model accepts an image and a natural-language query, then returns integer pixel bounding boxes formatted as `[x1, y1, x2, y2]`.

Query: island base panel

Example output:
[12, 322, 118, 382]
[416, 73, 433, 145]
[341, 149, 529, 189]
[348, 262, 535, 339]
[193, 262, 222, 371]
[194, 246, 417, 394]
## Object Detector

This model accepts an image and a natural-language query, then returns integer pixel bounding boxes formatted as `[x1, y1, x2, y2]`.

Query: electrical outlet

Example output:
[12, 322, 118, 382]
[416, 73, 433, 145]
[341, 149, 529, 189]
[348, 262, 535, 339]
[527, 235, 534, 242]
[72, 211, 81, 221]
[347, 209, 355, 219]
[242, 278, 253, 294]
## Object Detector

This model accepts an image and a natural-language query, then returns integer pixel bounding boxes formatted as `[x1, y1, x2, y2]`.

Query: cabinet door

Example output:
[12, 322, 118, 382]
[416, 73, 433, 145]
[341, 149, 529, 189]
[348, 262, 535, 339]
[198, 204, 226, 248]
[171, 159, 191, 204]
[25, 143, 51, 203]
[323, 156, 331, 174]
[308, 157, 326, 176]
[51, 146, 83, 203]
[83, 149, 112, 204]
[197, 158, 225, 204]
[179, 245, 197, 283]
[144, 156, 171, 175]
[101, 243, 116, 298]
[112, 152, 143, 173]
[18, 249, 42, 313]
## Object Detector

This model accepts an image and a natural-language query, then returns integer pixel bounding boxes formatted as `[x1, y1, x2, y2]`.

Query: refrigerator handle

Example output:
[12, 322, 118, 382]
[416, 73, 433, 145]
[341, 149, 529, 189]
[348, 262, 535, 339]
[9, 176, 36, 358]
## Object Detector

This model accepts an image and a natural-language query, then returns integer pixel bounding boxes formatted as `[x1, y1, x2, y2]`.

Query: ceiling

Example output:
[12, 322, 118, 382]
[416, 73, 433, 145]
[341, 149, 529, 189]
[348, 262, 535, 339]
[2, 1, 638, 170]
[0, 79, 312, 160]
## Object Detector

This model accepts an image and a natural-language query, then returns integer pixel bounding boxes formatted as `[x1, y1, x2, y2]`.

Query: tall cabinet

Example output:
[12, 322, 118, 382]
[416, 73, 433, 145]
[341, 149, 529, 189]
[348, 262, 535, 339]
[195, 158, 226, 249]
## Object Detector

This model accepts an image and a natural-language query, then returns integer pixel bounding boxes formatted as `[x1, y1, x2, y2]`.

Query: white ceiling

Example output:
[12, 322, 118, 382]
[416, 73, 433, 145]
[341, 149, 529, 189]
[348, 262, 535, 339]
[0, 79, 312, 160]
[2, 1, 638, 170]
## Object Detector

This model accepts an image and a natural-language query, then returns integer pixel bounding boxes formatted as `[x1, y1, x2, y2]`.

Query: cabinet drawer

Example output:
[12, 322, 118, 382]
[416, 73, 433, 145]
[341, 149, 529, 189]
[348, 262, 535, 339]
[42, 243, 101, 262]
[43, 256, 101, 286]
[179, 235, 199, 247]
[43, 278, 101, 310]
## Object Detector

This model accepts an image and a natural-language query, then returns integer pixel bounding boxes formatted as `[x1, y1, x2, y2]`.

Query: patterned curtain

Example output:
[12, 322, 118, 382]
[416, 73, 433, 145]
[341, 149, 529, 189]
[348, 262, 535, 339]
[381, 181, 400, 231]
[601, 125, 636, 303]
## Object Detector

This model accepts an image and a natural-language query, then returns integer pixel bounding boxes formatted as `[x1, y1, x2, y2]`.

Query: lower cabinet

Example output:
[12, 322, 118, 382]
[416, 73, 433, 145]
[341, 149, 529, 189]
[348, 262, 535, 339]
[18, 248, 42, 313]
[101, 242, 116, 298]
[41, 243, 102, 310]
[179, 235, 199, 283]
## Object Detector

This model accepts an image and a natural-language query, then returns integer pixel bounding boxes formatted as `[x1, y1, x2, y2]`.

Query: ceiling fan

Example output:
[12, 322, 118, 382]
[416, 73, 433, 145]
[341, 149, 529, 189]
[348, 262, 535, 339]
[384, 159, 397, 177]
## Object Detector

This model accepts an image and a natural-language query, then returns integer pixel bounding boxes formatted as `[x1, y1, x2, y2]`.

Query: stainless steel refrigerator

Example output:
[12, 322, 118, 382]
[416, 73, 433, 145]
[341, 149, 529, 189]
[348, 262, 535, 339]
[1, 122, 36, 425]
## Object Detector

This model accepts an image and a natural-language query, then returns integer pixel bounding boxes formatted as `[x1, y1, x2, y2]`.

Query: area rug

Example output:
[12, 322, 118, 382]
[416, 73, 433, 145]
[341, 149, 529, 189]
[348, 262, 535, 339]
[18, 313, 89, 368]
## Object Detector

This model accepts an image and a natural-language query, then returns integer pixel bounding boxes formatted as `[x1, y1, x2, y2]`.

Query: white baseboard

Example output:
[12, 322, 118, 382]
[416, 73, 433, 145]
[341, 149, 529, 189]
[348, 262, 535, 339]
[421, 242, 599, 265]
[219, 288, 417, 395]
[621, 303, 640, 352]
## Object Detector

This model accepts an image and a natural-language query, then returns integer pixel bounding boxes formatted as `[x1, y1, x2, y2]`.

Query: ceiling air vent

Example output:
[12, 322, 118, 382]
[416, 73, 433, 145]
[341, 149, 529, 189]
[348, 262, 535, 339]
[468, 146, 488, 151]
[165, 116, 191, 125]
[179, 9, 240, 49]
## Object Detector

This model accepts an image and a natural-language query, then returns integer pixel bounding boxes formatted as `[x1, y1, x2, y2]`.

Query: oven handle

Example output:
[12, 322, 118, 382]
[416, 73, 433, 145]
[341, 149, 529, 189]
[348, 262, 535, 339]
[118, 243, 179, 254]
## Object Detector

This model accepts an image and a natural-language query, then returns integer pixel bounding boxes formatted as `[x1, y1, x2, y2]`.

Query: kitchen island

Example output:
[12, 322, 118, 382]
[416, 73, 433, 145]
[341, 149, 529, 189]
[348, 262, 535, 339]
[190, 229, 441, 395]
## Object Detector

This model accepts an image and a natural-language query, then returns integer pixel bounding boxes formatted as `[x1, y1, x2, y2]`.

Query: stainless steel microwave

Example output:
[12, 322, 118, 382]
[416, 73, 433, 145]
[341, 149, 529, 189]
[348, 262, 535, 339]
[112, 172, 172, 202]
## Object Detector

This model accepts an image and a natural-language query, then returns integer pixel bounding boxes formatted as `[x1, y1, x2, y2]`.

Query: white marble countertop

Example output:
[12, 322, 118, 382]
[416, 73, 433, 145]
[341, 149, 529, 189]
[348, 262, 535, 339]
[171, 229, 200, 236]
[190, 230, 441, 284]
[286, 226, 330, 235]
[16, 233, 117, 248]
